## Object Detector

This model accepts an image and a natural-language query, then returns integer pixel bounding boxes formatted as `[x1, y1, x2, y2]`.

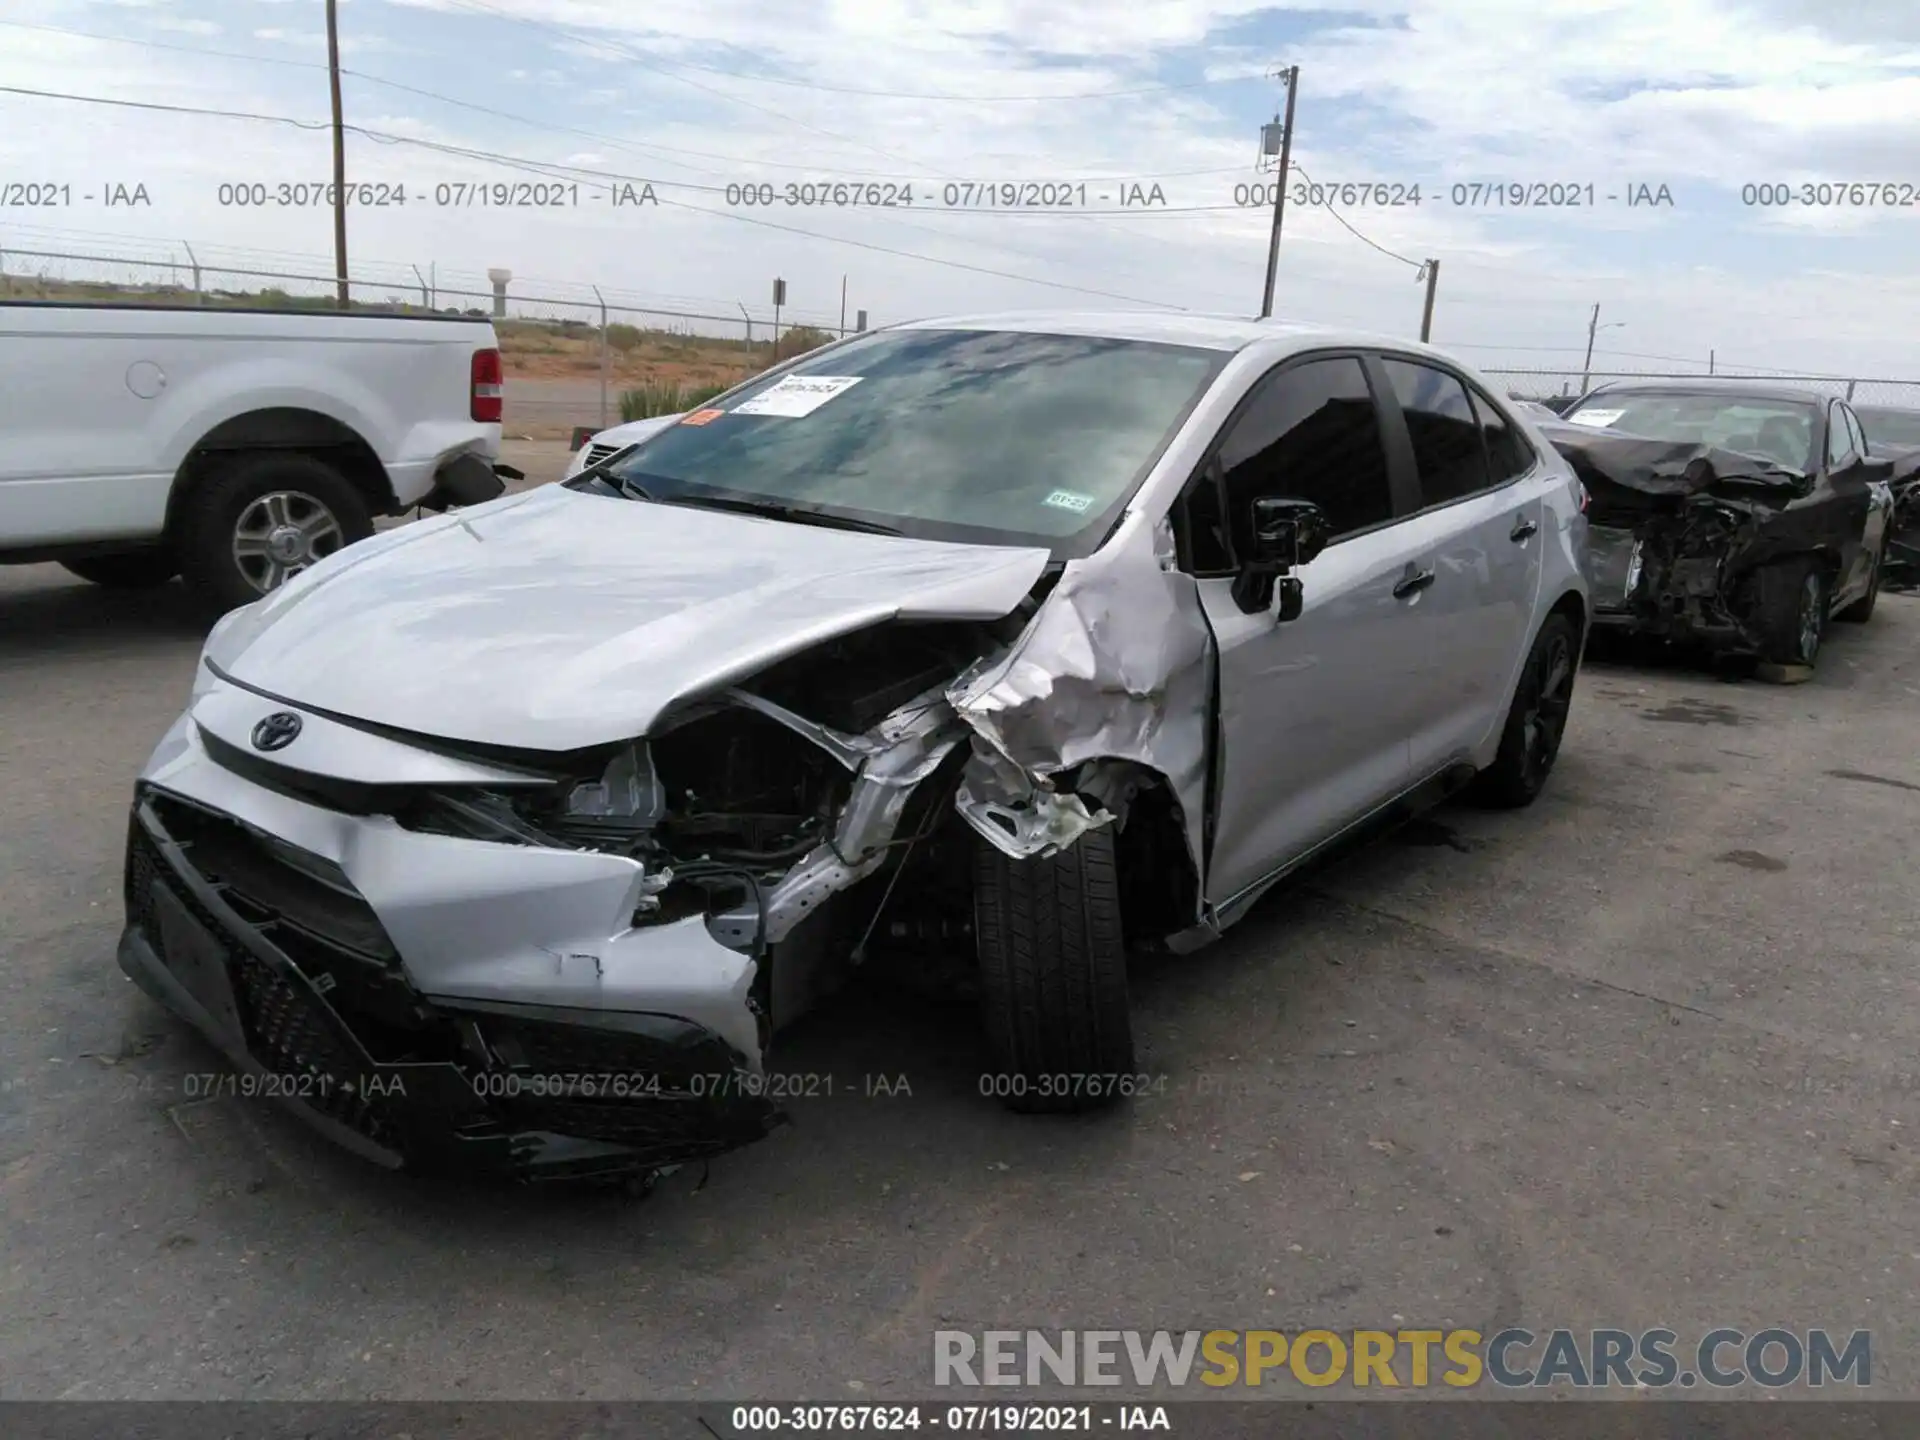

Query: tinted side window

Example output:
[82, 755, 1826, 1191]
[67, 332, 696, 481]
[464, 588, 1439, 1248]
[1471, 387, 1536, 484]
[1215, 357, 1394, 544]
[1383, 359, 1490, 506]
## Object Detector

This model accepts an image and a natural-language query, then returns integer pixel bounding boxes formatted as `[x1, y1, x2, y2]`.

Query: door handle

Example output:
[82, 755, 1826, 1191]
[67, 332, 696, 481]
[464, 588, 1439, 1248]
[1392, 566, 1436, 599]
[1510, 515, 1539, 541]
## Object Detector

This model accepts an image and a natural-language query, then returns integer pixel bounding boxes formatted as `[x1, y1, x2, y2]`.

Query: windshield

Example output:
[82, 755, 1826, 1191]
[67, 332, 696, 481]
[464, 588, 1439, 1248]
[587, 327, 1227, 555]
[1856, 407, 1920, 451]
[1563, 391, 1818, 472]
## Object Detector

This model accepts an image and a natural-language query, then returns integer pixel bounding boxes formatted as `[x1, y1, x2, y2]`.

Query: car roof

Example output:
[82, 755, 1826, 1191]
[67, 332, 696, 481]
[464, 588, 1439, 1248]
[885, 309, 1469, 360]
[1584, 377, 1835, 405]
[1853, 402, 1920, 418]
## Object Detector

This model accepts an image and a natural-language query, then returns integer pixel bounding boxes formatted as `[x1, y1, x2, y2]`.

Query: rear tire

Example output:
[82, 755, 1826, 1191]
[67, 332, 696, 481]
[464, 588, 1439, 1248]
[177, 453, 374, 614]
[59, 550, 178, 589]
[1749, 557, 1827, 666]
[1467, 612, 1579, 810]
[1835, 546, 1881, 623]
[972, 826, 1134, 1114]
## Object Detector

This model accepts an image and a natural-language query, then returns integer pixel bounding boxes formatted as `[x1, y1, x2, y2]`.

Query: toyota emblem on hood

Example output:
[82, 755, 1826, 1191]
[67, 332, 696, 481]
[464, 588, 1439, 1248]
[251, 711, 303, 751]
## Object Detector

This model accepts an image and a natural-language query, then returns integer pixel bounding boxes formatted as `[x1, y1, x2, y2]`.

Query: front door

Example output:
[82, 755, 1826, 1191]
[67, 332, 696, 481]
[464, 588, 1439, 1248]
[1187, 354, 1418, 911]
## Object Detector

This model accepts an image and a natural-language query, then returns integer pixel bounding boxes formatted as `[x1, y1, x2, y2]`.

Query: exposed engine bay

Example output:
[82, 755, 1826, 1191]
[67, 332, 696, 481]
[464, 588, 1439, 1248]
[1543, 421, 1878, 655]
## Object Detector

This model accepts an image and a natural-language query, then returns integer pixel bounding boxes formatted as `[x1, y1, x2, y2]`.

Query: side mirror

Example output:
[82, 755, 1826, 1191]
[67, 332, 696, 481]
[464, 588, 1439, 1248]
[1860, 456, 1894, 483]
[1231, 496, 1330, 618]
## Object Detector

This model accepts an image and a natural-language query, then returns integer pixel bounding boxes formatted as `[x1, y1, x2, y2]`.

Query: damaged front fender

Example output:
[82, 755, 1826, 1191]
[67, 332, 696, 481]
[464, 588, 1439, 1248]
[944, 517, 1214, 885]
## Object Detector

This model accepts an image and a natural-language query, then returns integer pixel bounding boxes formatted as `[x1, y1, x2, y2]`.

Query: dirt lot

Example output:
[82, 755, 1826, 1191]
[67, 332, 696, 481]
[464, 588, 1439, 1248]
[2, 460, 1917, 1402]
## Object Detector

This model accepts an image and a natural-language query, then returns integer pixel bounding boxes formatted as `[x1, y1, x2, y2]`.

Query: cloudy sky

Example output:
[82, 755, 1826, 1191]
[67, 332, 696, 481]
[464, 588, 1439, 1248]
[3, 0, 1918, 382]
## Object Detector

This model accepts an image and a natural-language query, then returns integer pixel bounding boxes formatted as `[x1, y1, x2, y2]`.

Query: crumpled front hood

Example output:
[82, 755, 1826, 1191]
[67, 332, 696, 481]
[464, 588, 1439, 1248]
[206, 484, 1050, 751]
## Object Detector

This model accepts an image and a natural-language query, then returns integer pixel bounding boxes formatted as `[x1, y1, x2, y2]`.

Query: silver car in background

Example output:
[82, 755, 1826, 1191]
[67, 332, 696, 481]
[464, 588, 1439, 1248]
[119, 313, 1589, 1181]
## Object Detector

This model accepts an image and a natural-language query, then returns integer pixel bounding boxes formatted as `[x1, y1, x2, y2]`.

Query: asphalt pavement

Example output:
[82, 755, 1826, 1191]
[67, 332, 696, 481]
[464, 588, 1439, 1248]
[3, 463, 1917, 1400]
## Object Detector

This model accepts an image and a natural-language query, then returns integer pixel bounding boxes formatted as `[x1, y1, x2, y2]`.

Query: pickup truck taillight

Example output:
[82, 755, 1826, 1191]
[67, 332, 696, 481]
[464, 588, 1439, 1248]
[471, 347, 504, 422]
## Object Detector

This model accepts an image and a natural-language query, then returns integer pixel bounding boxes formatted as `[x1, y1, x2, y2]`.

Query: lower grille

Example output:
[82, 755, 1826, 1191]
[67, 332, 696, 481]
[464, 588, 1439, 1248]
[227, 948, 399, 1146]
[127, 814, 399, 1148]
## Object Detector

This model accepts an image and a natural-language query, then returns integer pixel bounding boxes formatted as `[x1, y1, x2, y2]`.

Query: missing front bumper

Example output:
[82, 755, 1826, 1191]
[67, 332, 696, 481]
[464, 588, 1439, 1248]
[120, 794, 780, 1179]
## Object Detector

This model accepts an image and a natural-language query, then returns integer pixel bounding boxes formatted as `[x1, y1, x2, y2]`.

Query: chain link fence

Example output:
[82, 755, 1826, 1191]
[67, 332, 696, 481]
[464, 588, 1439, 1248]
[0, 240, 857, 438]
[1484, 367, 1920, 411]
[8, 240, 1919, 435]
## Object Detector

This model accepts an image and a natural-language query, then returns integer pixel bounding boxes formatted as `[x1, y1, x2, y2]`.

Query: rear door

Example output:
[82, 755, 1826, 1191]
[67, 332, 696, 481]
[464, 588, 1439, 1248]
[1181, 353, 1421, 911]
[1370, 356, 1544, 778]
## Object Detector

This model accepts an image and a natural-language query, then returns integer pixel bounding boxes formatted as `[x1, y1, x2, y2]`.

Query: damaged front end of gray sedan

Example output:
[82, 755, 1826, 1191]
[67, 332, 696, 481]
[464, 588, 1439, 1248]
[117, 321, 1234, 1183]
[120, 515, 1211, 1181]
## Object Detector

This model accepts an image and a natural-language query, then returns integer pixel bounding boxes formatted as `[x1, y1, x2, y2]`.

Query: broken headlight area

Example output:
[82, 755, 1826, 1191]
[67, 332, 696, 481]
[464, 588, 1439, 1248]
[1588, 497, 1771, 648]
[393, 619, 1006, 950]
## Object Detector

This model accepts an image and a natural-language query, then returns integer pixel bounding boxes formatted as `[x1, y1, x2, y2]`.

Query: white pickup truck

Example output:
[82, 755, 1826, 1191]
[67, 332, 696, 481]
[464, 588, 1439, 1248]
[0, 300, 514, 610]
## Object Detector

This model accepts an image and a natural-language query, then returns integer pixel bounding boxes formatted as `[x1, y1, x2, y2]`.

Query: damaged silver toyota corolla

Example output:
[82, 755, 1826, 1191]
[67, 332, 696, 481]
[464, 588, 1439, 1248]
[120, 314, 1589, 1180]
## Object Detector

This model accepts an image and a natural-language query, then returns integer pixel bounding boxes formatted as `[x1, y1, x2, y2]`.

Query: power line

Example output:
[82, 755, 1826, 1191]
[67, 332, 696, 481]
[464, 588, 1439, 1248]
[0, 20, 1251, 186]
[432, 0, 1218, 269]
[1286, 161, 1424, 271]
[0, 83, 1184, 309]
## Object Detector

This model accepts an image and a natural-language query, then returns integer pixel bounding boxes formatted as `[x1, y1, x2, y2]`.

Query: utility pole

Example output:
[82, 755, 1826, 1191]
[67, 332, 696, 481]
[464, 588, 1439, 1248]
[839, 275, 848, 337]
[1709, 348, 1715, 375]
[771, 277, 786, 362]
[1258, 65, 1299, 319]
[1579, 303, 1601, 393]
[1417, 259, 1439, 341]
[325, 0, 349, 309]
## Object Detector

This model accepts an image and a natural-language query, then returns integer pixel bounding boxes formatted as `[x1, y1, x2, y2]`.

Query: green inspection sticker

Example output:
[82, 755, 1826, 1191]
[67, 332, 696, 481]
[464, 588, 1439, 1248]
[1042, 489, 1096, 513]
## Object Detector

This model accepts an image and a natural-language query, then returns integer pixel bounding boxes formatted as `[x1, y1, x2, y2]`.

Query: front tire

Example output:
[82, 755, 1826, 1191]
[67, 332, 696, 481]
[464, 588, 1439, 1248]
[1749, 557, 1827, 667]
[972, 826, 1133, 1114]
[1467, 612, 1578, 810]
[59, 550, 178, 589]
[177, 453, 373, 613]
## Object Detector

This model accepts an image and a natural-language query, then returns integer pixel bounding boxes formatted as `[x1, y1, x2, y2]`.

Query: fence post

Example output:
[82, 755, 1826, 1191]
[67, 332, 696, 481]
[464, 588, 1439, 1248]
[1846, 379, 1857, 401]
[412, 264, 431, 310]
[182, 241, 202, 304]
[737, 303, 753, 374]
[593, 286, 609, 430]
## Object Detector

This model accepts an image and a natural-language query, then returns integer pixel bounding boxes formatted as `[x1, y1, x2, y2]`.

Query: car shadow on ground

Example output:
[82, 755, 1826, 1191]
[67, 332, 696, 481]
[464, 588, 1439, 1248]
[0, 570, 210, 659]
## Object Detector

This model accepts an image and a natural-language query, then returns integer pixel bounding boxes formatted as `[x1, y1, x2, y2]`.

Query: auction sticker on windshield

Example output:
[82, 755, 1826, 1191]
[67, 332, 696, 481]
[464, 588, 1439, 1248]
[1566, 408, 1625, 427]
[730, 375, 864, 417]
[680, 408, 726, 426]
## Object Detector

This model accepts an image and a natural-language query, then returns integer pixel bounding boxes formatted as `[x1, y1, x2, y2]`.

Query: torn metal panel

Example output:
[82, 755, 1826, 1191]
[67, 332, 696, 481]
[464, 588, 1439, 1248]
[1540, 420, 1884, 653]
[945, 517, 1213, 880]
[708, 686, 966, 948]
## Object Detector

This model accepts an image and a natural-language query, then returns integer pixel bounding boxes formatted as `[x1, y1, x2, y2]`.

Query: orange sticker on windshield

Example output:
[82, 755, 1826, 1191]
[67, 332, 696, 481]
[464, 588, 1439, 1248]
[681, 408, 726, 426]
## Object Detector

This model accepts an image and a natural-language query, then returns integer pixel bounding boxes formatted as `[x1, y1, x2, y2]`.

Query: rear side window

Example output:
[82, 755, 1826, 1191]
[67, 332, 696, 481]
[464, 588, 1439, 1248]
[1215, 356, 1394, 543]
[1471, 388, 1536, 483]
[1383, 359, 1490, 506]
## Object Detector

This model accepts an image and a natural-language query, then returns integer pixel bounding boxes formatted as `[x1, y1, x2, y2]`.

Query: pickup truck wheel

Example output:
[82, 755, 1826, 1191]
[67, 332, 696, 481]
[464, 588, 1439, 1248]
[972, 825, 1134, 1114]
[59, 550, 179, 588]
[1750, 557, 1827, 667]
[1466, 612, 1578, 810]
[178, 454, 373, 612]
